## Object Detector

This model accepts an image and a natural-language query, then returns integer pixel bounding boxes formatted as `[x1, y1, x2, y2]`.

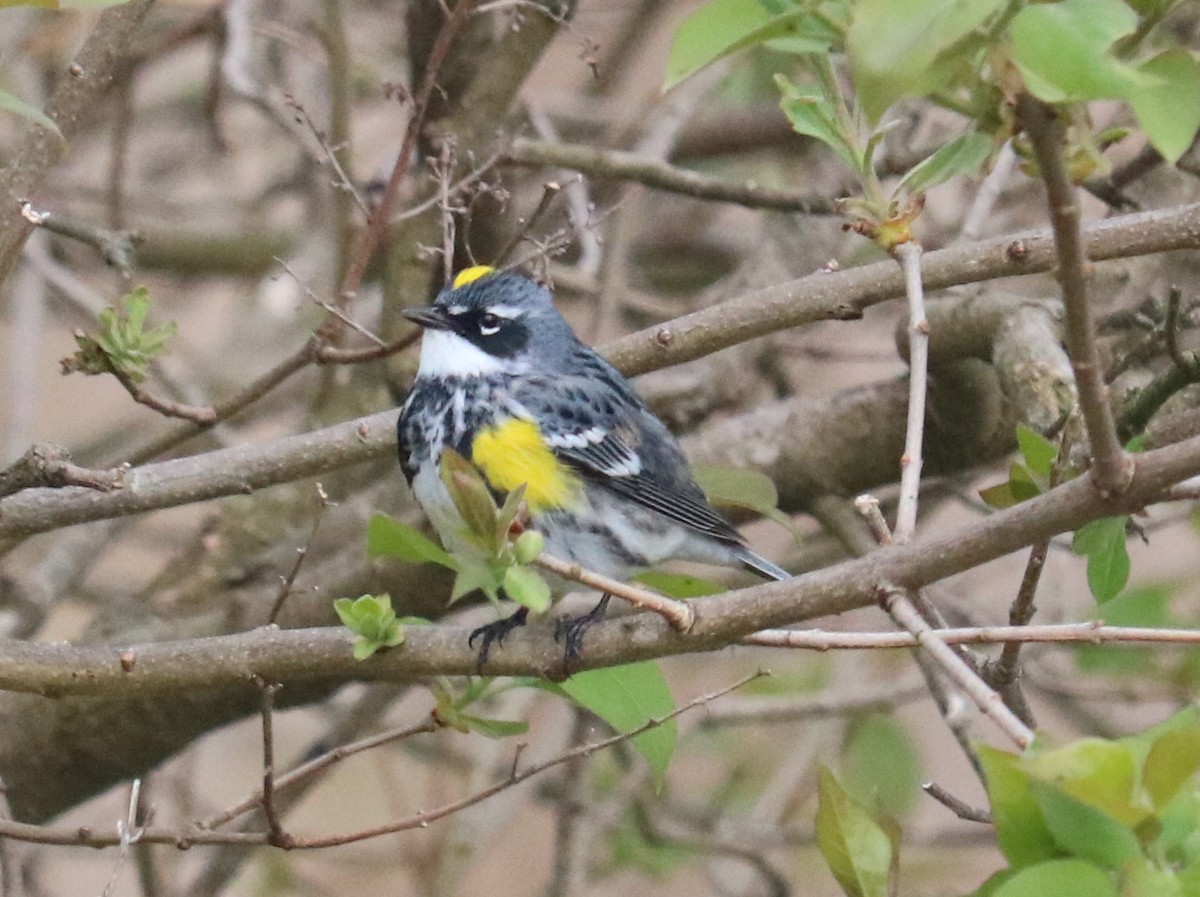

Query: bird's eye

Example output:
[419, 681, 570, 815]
[478, 313, 503, 336]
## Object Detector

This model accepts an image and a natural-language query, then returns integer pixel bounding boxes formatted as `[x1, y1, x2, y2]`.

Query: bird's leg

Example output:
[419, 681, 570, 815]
[468, 605, 530, 669]
[554, 593, 611, 664]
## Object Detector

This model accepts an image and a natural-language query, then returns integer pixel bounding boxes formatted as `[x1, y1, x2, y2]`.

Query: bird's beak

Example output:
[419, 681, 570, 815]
[402, 305, 454, 331]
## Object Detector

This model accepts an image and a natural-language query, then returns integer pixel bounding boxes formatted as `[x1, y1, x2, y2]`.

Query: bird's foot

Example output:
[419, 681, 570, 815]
[554, 594, 611, 665]
[468, 606, 530, 670]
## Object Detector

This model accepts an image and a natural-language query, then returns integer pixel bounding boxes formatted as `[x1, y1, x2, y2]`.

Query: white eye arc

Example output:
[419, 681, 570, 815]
[478, 312, 503, 336]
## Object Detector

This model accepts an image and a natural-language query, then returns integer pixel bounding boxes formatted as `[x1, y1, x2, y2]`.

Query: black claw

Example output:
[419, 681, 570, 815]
[554, 594, 612, 665]
[468, 606, 530, 669]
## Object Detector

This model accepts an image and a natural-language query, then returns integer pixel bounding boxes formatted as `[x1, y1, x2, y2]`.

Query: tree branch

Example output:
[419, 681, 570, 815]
[2, 427, 1200, 698]
[603, 202, 1200, 378]
[505, 137, 838, 214]
[1017, 95, 1132, 494]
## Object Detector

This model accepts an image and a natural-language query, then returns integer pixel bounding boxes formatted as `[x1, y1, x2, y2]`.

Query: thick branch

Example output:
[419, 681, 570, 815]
[603, 203, 1200, 377]
[2, 427, 1199, 700]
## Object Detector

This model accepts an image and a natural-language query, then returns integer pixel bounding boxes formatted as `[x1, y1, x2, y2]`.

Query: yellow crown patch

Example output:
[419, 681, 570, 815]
[452, 265, 496, 289]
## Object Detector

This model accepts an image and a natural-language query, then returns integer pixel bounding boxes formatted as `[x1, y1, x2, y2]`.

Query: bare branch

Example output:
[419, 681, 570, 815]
[0, 445, 125, 499]
[1017, 95, 1132, 494]
[506, 138, 837, 214]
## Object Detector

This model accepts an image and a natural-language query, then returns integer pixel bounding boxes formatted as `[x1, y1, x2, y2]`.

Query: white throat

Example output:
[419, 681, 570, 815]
[416, 329, 508, 378]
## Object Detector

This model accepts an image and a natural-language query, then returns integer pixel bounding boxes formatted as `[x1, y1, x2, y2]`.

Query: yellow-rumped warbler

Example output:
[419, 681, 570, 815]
[397, 266, 788, 662]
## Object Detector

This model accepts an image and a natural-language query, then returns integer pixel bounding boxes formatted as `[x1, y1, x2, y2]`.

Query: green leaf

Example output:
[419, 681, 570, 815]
[666, 0, 771, 89]
[895, 131, 994, 196]
[494, 483, 528, 546]
[1121, 859, 1182, 897]
[692, 462, 795, 532]
[450, 560, 504, 603]
[634, 570, 727, 599]
[991, 859, 1116, 897]
[775, 75, 861, 172]
[367, 514, 459, 570]
[1016, 424, 1057, 479]
[692, 464, 778, 515]
[1076, 584, 1172, 674]
[62, 287, 177, 383]
[815, 767, 899, 897]
[554, 662, 677, 785]
[1072, 516, 1131, 603]
[1009, 0, 1150, 103]
[980, 481, 1019, 509]
[1008, 463, 1043, 502]
[847, 0, 1004, 122]
[1126, 49, 1200, 164]
[502, 565, 552, 614]
[439, 448, 500, 551]
[334, 594, 406, 660]
[978, 744, 1061, 867]
[1142, 729, 1200, 811]
[458, 714, 530, 738]
[841, 713, 921, 818]
[1027, 738, 1145, 826]
[982, 462, 1043, 509]
[1030, 783, 1143, 869]
[664, 0, 839, 89]
[0, 88, 61, 136]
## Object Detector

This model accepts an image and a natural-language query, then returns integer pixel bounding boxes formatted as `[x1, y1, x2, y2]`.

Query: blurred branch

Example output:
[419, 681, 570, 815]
[0, 0, 155, 286]
[506, 137, 838, 213]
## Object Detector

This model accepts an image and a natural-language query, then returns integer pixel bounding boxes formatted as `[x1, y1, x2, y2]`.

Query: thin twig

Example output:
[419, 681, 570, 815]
[200, 716, 439, 831]
[879, 585, 1034, 750]
[333, 0, 475, 311]
[19, 200, 139, 277]
[506, 138, 837, 214]
[960, 142, 1017, 242]
[987, 541, 1048, 720]
[98, 779, 147, 897]
[110, 2, 477, 465]
[701, 679, 927, 726]
[922, 782, 992, 824]
[495, 179, 562, 265]
[1164, 285, 1199, 375]
[0, 672, 763, 851]
[267, 484, 330, 625]
[743, 621, 1200, 649]
[893, 241, 927, 542]
[534, 552, 695, 632]
[257, 681, 291, 848]
[282, 93, 369, 218]
[108, 366, 219, 424]
[1017, 94, 1132, 495]
[289, 670, 764, 849]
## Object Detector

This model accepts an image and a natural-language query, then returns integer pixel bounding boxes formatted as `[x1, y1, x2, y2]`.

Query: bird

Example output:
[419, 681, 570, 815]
[397, 265, 789, 665]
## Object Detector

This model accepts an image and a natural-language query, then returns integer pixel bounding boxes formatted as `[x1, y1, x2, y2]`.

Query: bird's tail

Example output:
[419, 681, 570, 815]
[734, 545, 790, 581]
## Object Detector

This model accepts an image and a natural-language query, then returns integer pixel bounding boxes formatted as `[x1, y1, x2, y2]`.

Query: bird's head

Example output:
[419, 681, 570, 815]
[404, 267, 577, 378]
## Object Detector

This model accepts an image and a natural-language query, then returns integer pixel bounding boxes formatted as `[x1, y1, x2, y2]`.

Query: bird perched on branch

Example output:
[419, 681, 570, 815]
[397, 266, 788, 664]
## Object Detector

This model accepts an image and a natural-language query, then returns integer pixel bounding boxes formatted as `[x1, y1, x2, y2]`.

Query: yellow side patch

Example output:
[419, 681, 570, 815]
[471, 418, 580, 513]
[453, 265, 496, 289]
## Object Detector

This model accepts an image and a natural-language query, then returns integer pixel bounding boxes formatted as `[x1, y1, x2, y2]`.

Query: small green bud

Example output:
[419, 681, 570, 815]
[514, 530, 545, 565]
